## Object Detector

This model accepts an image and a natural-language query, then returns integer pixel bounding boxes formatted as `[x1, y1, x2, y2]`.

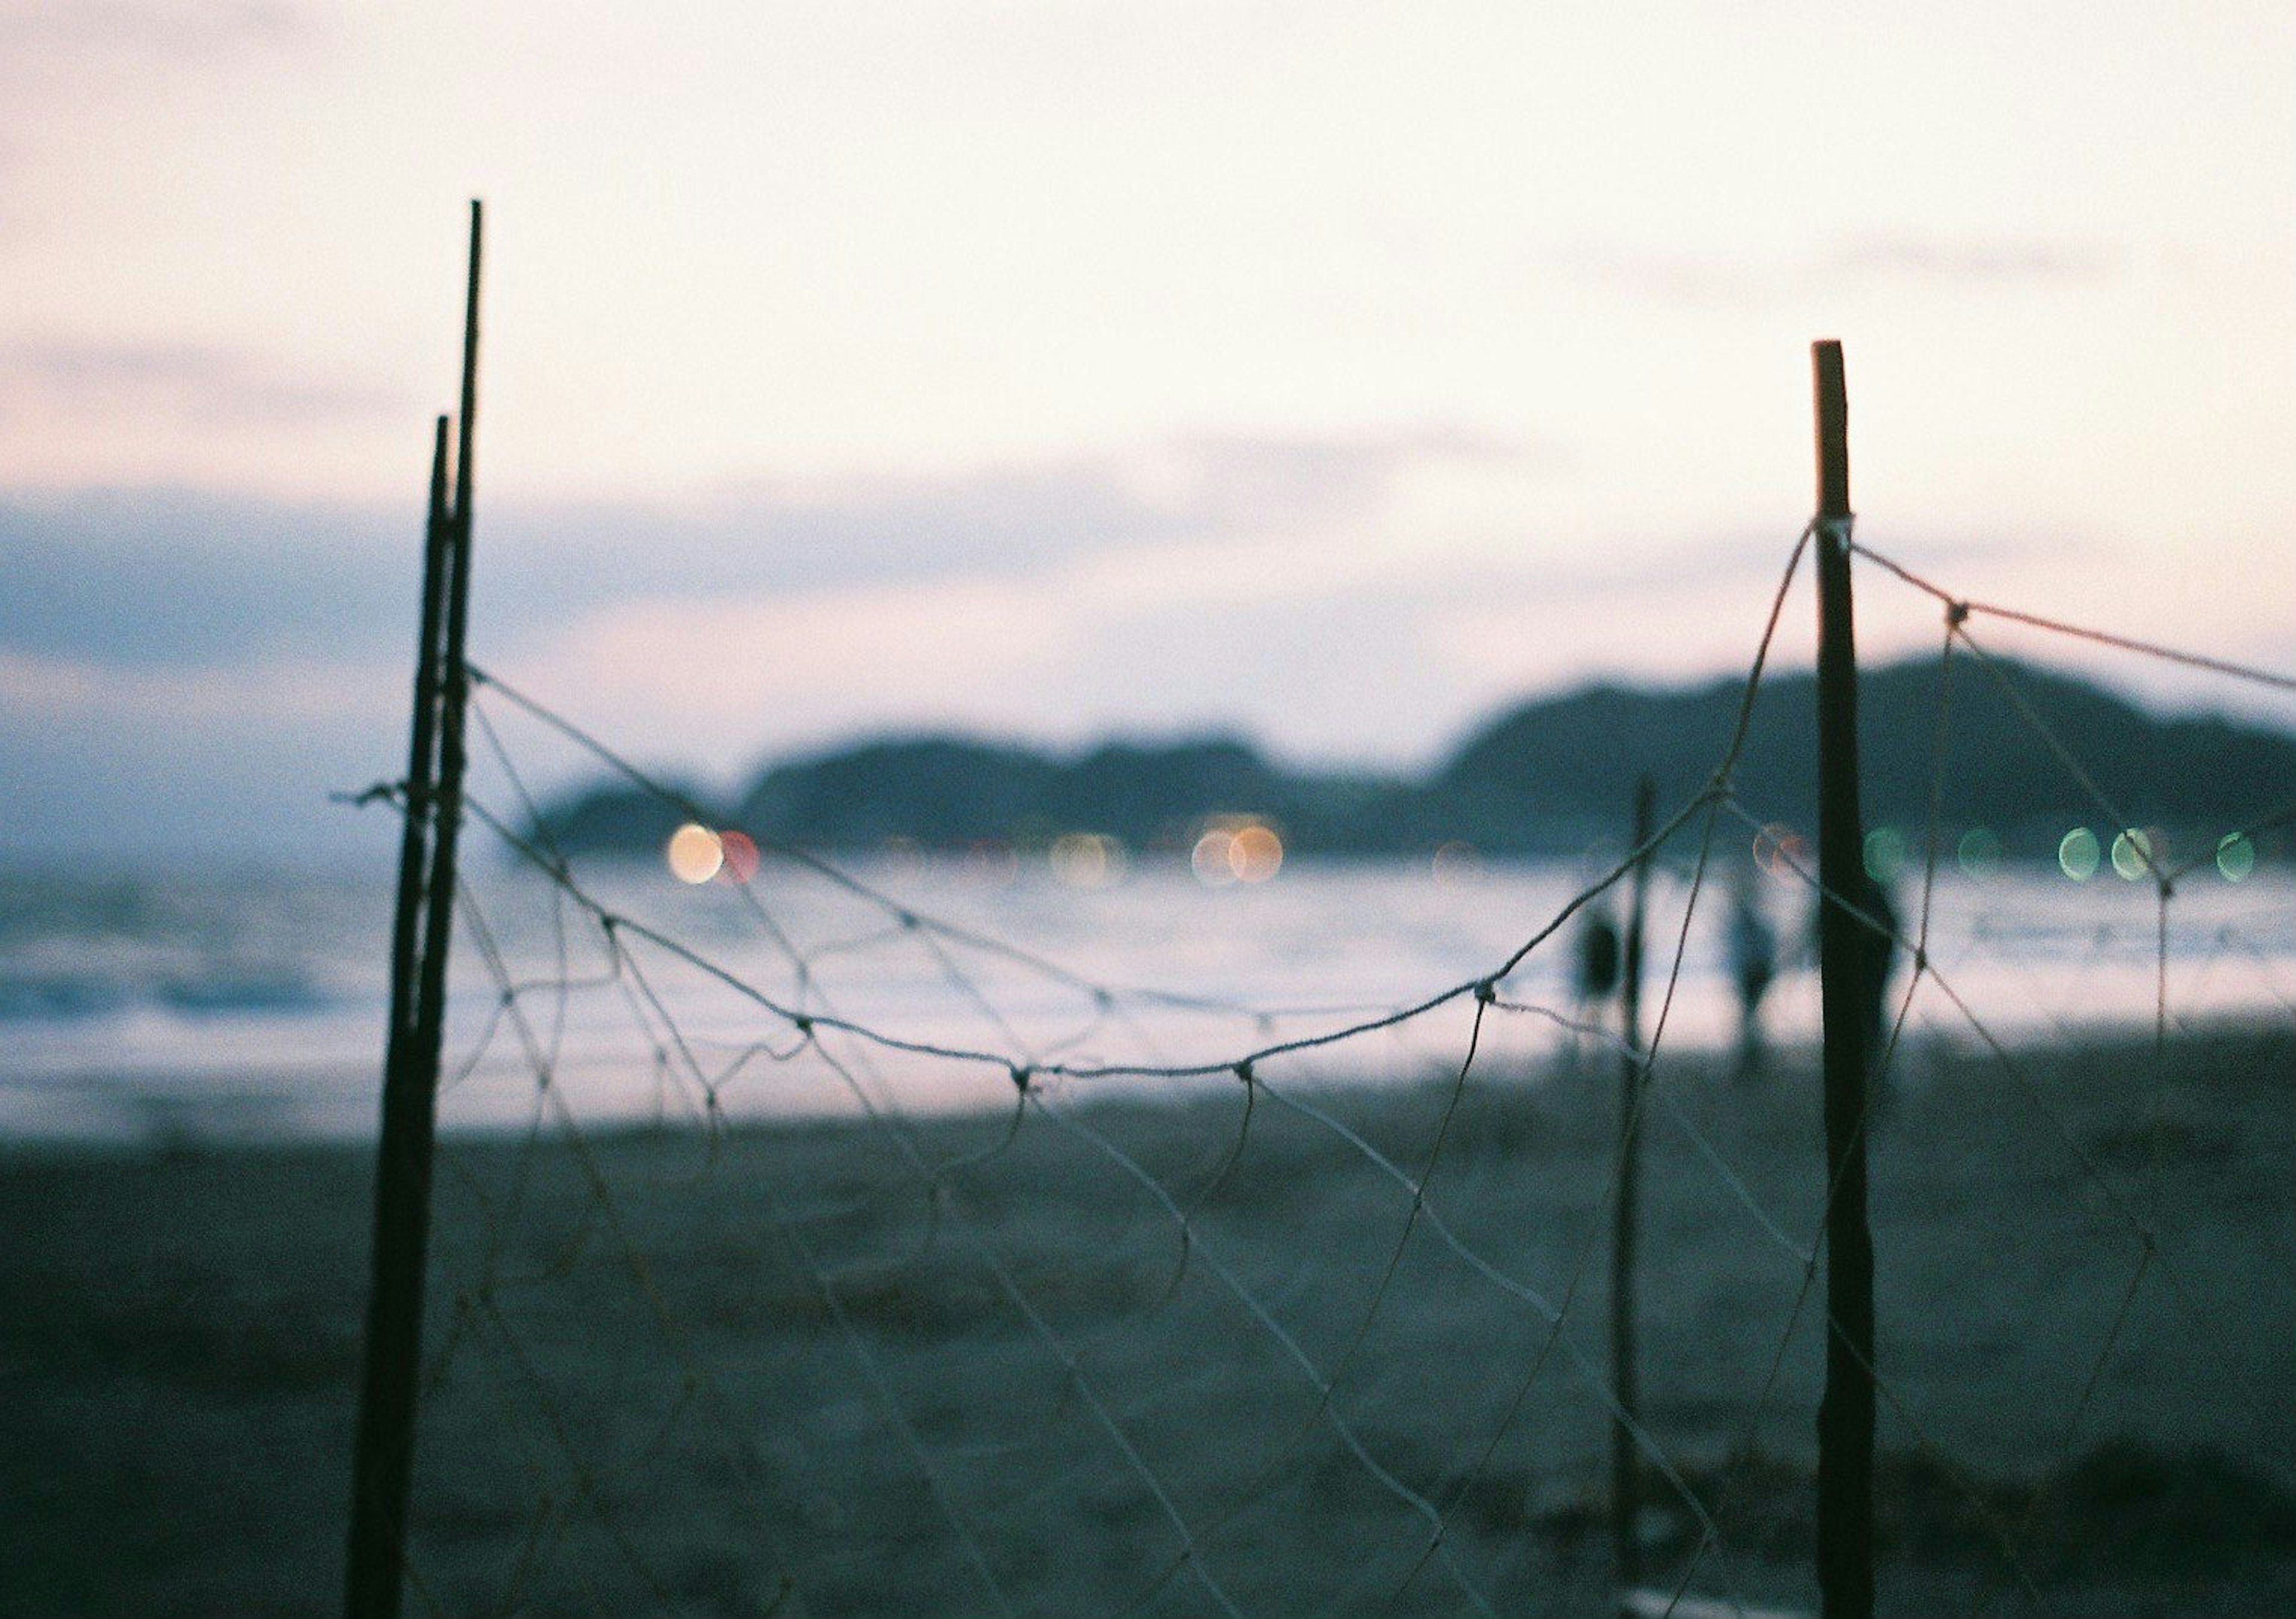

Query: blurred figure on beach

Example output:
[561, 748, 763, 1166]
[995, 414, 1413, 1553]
[1568, 899, 1622, 1070]
[1726, 865, 1777, 1078]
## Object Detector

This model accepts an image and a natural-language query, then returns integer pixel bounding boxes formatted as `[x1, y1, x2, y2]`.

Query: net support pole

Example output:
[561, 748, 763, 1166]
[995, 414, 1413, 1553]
[1610, 773, 1657, 1599]
[346, 200, 483, 1619]
[1811, 337, 1876, 1619]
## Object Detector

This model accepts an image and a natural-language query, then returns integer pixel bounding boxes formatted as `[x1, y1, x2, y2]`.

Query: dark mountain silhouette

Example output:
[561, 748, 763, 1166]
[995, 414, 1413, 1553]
[533, 656, 2295, 860]
[530, 773, 716, 854]
[737, 735, 1303, 850]
[1443, 658, 2296, 851]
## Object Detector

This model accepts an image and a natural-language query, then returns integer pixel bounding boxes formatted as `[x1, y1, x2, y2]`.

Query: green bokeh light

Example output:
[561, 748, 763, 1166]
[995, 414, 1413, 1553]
[2111, 828, 2154, 882]
[1957, 827, 2001, 880]
[2217, 832, 2257, 882]
[2059, 827, 2100, 881]
[1864, 826, 1906, 884]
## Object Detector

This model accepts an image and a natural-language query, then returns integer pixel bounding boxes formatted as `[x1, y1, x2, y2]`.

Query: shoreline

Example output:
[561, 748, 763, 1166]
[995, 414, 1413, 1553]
[2, 1008, 2283, 1155]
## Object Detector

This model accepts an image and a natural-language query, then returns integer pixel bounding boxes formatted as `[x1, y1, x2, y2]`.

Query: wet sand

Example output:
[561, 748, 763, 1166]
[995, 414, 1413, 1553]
[3, 1026, 2292, 1616]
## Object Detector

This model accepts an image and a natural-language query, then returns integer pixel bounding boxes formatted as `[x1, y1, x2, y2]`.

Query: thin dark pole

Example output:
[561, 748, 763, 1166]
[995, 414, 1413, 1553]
[451, 199, 481, 549]
[384, 416, 451, 1046]
[416, 198, 484, 1094]
[1610, 773, 1656, 1597]
[345, 202, 483, 1619]
[1811, 337, 1875, 1619]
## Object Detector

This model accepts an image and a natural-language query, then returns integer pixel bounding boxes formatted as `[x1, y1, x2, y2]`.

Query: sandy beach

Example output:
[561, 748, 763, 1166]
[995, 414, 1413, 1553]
[4, 1025, 2292, 1617]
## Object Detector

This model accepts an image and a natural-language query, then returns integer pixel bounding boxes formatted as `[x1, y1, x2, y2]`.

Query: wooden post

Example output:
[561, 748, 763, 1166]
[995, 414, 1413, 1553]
[1811, 338, 1875, 1619]
[1610, 774, 1656, 1600]
[346, 201, 483, 1619]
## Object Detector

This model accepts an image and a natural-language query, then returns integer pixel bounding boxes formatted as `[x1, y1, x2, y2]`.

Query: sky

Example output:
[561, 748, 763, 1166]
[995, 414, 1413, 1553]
[2, 1, 2291, 863]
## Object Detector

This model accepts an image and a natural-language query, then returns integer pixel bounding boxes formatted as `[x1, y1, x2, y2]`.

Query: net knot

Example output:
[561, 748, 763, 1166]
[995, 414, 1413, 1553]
[1946, 598, 1971, 628]
[1474, 978, 1497, 1005]
[792, 1014, 814, 1037]
[1010, 1064, 1033, 1093]
[334, 779, 403, 808]
[1233, 1060, 1254, 1086]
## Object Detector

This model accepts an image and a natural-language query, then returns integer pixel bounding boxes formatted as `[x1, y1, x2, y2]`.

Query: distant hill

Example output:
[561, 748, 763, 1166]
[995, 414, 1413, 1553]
[540, 735, 1438, 857]
[533, 656, 2296, 860]
[1441, 658, 2296, 853]
[738, 735, 1294, 850]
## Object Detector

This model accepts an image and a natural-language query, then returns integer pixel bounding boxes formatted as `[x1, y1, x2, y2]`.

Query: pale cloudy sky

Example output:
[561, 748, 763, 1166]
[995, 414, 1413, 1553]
[2, 2, 2291, 859]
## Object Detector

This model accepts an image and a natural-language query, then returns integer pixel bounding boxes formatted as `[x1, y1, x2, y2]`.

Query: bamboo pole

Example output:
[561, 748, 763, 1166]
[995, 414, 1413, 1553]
[345, 201, 483, 1619]
[1811, 337, 1876, 1619]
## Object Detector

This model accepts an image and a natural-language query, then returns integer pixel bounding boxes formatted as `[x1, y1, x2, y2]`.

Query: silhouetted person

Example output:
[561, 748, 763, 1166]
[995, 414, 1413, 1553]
[1726, 868, 1777, 1078]
[1569, 901, 1622, 1070]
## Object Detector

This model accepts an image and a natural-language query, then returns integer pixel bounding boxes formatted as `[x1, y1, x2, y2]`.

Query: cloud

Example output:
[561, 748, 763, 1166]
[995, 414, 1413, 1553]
[0, 338, 407, 429]
[1826, 234, 2116, 285]
[0, 427, 1542, 672]
[673, 425, 1531, 586]
[0, 1, 306, 60]
[0, 488, 411, 668]
[1565, 233, 2119, 306]
[0, 1, 318, 215]
[503, 581, 1085, 768]
[14, 463, 2256, 865]
[489, 560, 1449, 778]
[1561, 248, 1775, 308]
[0, 646, 392, 727]
[488, 518, 1776, 780]
[0, 427, 1580, 854]
[1141, 426, 1528, 529]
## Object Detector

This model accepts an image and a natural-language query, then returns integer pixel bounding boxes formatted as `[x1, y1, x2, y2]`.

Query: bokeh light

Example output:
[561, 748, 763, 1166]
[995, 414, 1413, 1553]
[1191, 829, 1237, 887]
[1957, 827, 2001, 881]
[2110, 827, 2155, 882]
[1193, 820, 1284, 885]
[1863, 826, 1907, 884]
[2058, 827, 2100, 882]
[2217, 832, 2257, 882]
[1228, 824, 1283, 884]
[665, 822, 724, 884]
[1752, 822, 1808, 880]
[1431, 840, 1481, 885]
[716, 829, 760, 884]
[1049, 832, 1127, 888]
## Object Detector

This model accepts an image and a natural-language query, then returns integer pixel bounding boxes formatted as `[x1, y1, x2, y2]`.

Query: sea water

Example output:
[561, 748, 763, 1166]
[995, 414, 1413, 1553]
[2, 850, 2289, 1146]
